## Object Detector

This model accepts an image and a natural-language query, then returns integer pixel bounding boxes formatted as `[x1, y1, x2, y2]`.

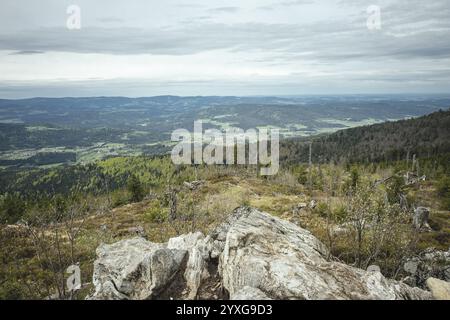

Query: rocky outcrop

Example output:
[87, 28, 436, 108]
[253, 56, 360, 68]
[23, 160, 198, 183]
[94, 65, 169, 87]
[426, 277, 450, 300]
[167, 232, 211, 299]
[231, 286, 271, 300]
[217, 208, 430, 300]
[89, 238, 185, 299]
[89, 207, 434, 300]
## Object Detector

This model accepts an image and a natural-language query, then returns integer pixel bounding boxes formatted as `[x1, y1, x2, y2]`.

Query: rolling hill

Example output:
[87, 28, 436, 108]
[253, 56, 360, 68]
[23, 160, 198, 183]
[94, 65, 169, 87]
[281, 108, 450, 164]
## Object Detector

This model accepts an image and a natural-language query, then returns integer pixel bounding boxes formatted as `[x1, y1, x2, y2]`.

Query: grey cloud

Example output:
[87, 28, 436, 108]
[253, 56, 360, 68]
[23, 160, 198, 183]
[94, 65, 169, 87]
[0, 0, 448, 64]
[256, 6, 273, 11]
[9, 50, 45, 55]
[257, 0, 315, 10]
[1, 73, 448, 99]
[0, 24, 309, 55]
[280, 0, 315, 6]
[340, 0, 450, 29]
[1, 0, 449, 97]
[0, 18, 449, 63]
[177, 4, 205, 8]
[208, 7, 240, 13]
[347, 69, 450, 83]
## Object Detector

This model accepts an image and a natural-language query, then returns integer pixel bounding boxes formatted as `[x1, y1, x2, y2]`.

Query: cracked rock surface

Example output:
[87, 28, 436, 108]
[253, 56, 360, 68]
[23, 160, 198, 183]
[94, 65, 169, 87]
[89, 207, 435, 300]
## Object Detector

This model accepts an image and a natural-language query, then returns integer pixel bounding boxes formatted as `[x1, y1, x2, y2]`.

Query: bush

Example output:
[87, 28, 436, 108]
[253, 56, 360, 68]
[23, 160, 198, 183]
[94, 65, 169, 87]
[0, 193, 26, 224]
[314, 202, 330, 218]
[145, 205, 167, 223]
[341, 182, 414, 273]
[332, 204, 348, 222]
[350, 166, 360, 189]
[127, 175, 145, 203]
[343, 166, 360, 194]
[293, 165, 308, 185]
[111, 190, 130, 207]
[0, 281, 24, 300]
[386, 174, 405, 204]
[436, 175, 450, 210]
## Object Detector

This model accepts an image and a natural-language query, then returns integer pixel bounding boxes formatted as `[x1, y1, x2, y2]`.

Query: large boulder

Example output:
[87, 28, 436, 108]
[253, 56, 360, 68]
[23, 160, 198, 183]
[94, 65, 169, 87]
[217, 207, 430, 300]
[89, 207, 433, 300]
[89, 235, 204, 300]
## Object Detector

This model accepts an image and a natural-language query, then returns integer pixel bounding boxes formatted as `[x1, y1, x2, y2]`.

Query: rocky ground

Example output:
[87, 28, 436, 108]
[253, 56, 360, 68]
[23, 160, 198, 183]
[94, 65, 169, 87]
[88, 207, 449, 300]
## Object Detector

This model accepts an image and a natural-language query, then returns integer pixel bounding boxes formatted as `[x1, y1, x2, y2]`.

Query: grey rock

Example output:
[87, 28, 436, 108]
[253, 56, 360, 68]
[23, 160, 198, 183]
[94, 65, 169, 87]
[218, 207, 431, 300]
[404, 260, 419, 275]
[413, 207, 431, 230]
[89, 237, 186, 299]
[403, 248, 450, 288]
[183, 180, 205, 190]
[367, 265, 381, 273]
[168, 232, 210, 299]
[426, 277, 450, 300]
[231, 286, 272, 300]
[402, 276, 417, 287]
[89, 207, 433, 300]
[127, 226, 145, 237]
[292, 203, 307, 215]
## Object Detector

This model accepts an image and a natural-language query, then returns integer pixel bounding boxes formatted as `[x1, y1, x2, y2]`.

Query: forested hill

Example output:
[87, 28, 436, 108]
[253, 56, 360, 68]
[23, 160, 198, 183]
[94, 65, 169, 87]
[280, 109, 450, 164]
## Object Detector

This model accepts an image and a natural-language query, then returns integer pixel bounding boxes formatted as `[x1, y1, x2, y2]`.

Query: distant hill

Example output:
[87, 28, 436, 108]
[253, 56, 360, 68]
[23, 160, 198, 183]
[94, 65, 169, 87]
[0, 95, 447, 135]
[280, 109, 450, 164]
[1, 95, 449, 168]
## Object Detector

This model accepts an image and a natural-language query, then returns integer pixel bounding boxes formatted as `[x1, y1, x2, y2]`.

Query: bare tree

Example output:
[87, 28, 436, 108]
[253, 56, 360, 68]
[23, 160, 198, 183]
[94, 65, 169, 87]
[23, 194, 90, 299]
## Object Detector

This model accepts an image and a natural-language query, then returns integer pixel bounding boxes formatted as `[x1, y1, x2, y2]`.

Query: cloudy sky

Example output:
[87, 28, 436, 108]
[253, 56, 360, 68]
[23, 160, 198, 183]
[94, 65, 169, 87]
[0, 0, 449, 98]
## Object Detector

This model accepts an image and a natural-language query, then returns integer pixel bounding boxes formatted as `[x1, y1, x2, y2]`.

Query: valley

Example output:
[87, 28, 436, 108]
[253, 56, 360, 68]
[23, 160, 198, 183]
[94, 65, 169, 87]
[0, 95, 448, 168]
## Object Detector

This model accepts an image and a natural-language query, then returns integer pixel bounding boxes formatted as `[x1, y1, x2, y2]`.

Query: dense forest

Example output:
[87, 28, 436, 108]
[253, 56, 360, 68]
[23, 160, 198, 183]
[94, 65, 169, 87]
[0, 123, 127, 151]
[281, 109, 450, 164]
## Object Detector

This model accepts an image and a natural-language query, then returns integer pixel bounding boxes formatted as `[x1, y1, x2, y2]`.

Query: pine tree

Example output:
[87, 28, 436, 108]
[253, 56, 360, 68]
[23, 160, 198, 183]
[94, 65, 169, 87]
[127, 175, 145, 203]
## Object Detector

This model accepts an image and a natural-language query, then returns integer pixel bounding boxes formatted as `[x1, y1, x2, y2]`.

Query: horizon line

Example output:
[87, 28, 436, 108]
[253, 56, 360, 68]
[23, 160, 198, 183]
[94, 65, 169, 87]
[2, 93, 450, 101]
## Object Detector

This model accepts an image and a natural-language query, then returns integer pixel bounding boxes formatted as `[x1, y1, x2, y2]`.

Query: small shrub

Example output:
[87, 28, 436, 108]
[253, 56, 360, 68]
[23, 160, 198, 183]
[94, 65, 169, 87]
[386, 174, 405, 204]
[436, 175, 450, 210]
[0, 193, 26, 224]
[314, 202, 330, 218]
[332, 204, 348, 222]
[0, 281, 24, 300]
[145, 204, 167, 223]
[350, 166, 360, 189]
[127, 175, 145, 203]
[111, 190, 130, 207]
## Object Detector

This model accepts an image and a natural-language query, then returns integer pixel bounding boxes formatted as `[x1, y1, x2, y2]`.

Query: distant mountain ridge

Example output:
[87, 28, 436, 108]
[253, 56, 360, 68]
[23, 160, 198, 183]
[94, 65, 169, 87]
[1, 95, 447, 132]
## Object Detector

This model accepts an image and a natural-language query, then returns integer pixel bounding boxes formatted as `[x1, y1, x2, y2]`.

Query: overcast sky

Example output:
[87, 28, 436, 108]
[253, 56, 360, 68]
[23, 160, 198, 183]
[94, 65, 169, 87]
[0, 0, 449, 98]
